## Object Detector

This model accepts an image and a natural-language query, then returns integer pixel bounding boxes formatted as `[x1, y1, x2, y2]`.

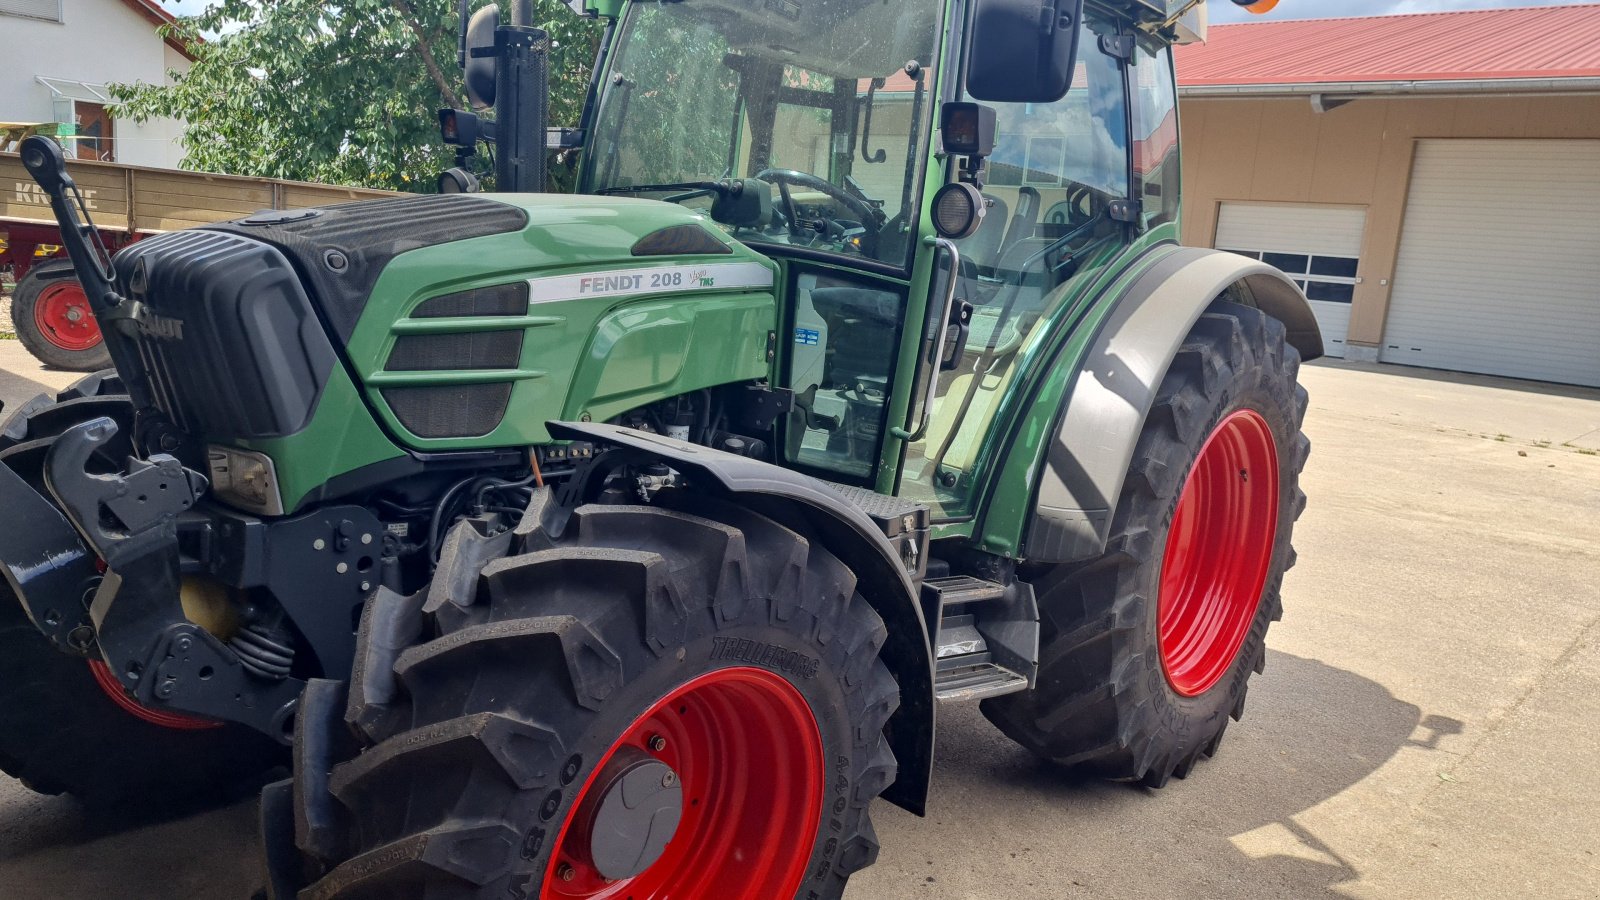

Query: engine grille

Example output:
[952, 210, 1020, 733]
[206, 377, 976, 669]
[382, 384, 514, 439]
[376, 281, 533, 440]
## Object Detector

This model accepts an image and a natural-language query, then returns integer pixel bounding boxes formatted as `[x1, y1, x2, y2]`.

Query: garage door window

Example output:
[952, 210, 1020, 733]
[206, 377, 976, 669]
[1221, 249, 1359, 304]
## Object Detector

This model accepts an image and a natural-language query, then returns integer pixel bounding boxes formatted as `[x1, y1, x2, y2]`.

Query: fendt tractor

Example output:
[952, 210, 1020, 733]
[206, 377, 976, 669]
[2, 0, 1317, 896]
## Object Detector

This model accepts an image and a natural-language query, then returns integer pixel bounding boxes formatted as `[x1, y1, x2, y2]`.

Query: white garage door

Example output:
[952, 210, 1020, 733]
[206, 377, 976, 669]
[1215, 203, 1367, 358]
[1382, 139, 1600, 387]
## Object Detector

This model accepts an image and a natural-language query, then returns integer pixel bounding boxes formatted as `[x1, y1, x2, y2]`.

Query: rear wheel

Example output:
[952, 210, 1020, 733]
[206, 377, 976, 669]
[0, 372, 284, 805]
[982, 300, 1310, 786]
[10, 260, 112, 372]
[300, 499, 899, 899]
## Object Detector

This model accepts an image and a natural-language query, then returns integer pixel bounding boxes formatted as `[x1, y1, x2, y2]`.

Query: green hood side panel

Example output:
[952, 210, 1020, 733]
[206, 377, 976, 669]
[343, 194, 778, 451]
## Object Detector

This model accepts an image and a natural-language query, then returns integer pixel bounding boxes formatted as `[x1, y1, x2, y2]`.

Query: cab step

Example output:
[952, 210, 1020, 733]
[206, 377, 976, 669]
[923, 574, 1007, 608]
[923, 573, 1038, 703]
[934, 661, 1031, 702]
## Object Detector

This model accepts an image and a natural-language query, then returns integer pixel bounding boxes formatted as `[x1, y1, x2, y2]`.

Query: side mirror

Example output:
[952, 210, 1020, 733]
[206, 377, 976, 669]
[966, 0, 1085, 104]
[464, 5, 501, 109]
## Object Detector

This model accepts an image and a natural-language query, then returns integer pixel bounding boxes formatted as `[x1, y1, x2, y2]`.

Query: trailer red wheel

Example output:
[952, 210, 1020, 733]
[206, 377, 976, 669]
[1156, 409, 1280, 697]
[33, 279, 103, 352]
[544, 667, 823, 899]
[10, 260, 113, 371]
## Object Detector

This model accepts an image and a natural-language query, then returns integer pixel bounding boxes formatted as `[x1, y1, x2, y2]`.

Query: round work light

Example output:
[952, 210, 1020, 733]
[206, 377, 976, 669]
[932, 182, 986, 240]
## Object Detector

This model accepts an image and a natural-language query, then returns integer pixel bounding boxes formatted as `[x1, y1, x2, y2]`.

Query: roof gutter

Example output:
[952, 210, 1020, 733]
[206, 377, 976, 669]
[1179, 77, 1600, 99]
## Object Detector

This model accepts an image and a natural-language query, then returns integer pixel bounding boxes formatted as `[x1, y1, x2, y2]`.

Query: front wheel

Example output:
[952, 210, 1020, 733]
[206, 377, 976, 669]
[983, 300, 1310, 787]
[300, 499, 899, 900]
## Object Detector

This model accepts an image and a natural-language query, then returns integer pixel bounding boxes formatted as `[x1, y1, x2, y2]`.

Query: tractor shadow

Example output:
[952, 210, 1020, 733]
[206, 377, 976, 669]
[855, 650, 1452, 900]
[0, 770, 272, 899]
[0, 652, 1450, 900]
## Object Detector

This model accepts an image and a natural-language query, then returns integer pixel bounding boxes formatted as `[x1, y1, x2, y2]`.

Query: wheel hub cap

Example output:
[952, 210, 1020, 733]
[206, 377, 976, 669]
[578, 748, 683, 881]
[1157, 409, 1280, 697]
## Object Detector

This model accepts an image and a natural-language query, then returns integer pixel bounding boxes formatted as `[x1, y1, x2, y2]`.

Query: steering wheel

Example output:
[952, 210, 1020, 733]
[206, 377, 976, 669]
[755, 168, 883, 252]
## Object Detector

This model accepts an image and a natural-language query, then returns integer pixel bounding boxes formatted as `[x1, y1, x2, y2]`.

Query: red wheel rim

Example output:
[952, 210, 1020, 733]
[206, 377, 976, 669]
[86, 659, 221, 731]
[544, 666, 824, 899]
[33, 280, 103, 352]
[1157, 409, 1280, 697]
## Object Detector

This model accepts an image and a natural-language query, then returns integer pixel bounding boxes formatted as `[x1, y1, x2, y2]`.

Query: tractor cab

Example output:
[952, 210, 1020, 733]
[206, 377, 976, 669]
[539, 0, 1190, 524]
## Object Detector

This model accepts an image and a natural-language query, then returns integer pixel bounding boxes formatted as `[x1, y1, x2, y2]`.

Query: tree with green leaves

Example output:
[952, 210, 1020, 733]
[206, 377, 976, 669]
[112, 0, 601, 191]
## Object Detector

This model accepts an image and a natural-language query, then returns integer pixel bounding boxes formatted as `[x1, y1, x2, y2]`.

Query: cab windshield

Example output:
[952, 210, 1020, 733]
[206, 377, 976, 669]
[581, 0, 943, 269]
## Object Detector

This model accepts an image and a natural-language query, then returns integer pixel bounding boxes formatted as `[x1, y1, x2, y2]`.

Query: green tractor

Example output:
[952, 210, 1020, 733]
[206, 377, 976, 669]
[3, 0, 1316, 896]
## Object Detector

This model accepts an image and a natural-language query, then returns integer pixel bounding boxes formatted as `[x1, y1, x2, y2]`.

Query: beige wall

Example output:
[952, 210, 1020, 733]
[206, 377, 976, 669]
[1179, 92, 1600, 352]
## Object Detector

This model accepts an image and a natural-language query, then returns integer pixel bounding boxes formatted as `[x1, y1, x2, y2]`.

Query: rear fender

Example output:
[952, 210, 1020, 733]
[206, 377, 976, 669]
[1026, 248, 1322, 564]
[548, 421, 937, 816]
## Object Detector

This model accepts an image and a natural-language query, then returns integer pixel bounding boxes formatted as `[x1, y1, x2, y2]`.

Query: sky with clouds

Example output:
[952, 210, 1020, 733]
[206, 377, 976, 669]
[154, 0, 1592, 22]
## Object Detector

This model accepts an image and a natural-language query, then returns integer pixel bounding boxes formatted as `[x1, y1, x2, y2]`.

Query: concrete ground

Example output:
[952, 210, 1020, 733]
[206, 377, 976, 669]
[1, 344, 1597, 899]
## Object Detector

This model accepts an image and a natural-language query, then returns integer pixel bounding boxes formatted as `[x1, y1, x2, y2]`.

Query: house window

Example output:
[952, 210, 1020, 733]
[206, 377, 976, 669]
[0, 0, 63, 22]
[1222, 249, 1361, 304]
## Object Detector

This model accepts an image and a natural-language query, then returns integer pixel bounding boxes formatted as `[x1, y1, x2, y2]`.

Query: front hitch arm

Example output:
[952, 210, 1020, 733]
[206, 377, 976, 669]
[42, 417, 304, 742]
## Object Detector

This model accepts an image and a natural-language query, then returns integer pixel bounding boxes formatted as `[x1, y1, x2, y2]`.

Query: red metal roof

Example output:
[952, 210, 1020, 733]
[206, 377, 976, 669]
[1176, 3, 1600, 88]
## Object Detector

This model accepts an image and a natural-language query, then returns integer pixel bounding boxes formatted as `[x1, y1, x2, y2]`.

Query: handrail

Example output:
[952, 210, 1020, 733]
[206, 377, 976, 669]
[891, 237, 960, 442]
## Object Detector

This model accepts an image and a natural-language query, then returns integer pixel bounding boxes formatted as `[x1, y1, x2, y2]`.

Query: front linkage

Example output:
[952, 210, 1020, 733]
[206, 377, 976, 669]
[4, 139, 328, 743]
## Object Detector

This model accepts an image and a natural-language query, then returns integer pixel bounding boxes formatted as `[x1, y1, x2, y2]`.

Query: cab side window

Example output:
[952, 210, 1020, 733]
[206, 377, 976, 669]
[901, 14, 1132, 517]
[1132, 40, 1180, 230]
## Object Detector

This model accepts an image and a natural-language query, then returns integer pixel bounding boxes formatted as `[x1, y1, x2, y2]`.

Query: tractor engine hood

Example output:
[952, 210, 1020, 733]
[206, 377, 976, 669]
[111, 193, 778, 461]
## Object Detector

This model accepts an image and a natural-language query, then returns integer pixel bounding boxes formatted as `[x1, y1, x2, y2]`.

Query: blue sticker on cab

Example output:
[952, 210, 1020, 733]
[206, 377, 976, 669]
[794, 328, 821, 346]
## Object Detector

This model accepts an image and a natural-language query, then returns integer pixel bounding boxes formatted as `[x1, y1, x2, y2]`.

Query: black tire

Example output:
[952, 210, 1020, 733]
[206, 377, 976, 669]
[982, 300, 1310, 787]
[0, 372, 284, 805]
[300, 499, 899, 899]
[10, 260, 114, 372]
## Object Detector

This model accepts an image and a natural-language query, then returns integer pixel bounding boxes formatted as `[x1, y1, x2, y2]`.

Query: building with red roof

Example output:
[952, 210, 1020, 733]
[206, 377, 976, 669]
[1, 0, 197, 168]
[1174, 4, 1600, 387]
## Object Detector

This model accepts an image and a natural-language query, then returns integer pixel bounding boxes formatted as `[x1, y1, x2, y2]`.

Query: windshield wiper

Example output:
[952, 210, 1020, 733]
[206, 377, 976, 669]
[597, 179, 743, 199]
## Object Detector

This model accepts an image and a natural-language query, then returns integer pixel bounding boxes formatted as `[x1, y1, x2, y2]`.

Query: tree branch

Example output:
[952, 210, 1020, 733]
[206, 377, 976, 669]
[392, 0, 462, 109]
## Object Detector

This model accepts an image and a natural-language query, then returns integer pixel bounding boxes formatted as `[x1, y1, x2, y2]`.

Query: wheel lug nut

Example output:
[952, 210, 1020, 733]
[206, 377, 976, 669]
[661, 771, 677, 788]
[557, 863, 575, 882]
[647, 734, 666, 752]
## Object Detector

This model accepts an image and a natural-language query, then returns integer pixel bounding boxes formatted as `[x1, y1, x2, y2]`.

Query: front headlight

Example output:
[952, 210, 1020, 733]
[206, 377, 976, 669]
[207, 445, 285, 515]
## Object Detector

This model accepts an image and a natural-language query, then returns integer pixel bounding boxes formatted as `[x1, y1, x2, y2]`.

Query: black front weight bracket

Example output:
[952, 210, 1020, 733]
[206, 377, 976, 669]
[43, 417, 304, 742]
[0, 461, 102, 654]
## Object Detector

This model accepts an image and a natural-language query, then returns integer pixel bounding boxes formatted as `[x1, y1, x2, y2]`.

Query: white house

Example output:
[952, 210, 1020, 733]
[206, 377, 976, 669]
[0, 0, 193, 168]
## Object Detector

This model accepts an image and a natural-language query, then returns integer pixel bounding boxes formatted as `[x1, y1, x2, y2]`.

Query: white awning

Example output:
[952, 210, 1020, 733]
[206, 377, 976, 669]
[35, 77, 113, 104]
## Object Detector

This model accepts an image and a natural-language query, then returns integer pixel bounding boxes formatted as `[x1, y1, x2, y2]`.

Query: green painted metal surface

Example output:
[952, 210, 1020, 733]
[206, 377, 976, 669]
[236, 366, 406, 515]
[342, 194, 777, 450]
[970, 229, 1184, 557]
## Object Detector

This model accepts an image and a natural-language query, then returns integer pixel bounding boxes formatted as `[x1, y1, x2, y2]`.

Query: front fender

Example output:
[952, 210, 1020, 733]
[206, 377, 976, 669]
[548, 421, 938, 816]
[1026, 247, 1322, 564]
